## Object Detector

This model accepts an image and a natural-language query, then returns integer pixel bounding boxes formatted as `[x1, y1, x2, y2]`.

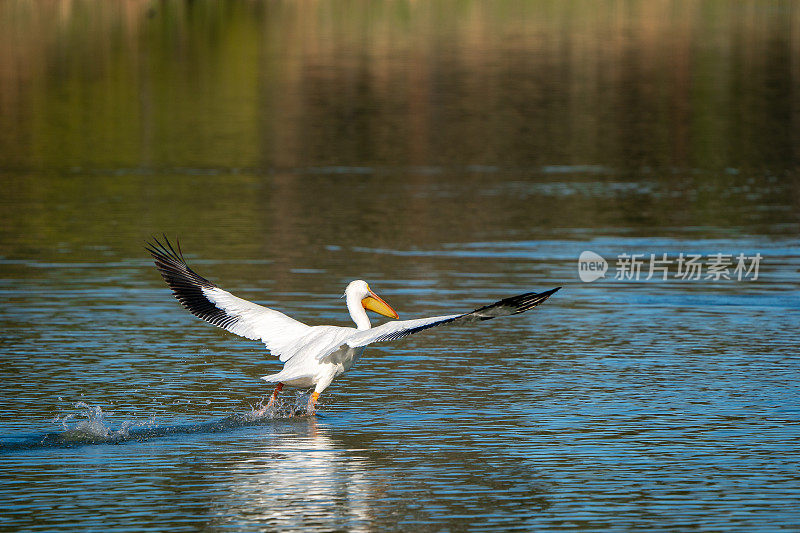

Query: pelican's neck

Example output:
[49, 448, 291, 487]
[346, 292, 371, 330]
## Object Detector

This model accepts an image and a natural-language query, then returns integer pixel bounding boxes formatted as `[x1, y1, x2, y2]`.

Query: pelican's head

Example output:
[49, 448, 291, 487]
[345, 280, 399, 319]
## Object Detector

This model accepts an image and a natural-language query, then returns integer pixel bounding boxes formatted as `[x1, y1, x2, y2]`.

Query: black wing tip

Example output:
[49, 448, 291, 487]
[145, 234, 185, 264]
[471, 286, 561, 319]
[146, 234, 234, 328]
[538, 285, 559, 301]
[513, 286, 561, 311]
[146, 233, 217, 289]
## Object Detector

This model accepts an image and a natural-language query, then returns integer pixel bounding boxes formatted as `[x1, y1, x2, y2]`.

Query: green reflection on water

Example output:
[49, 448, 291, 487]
[0, 1, 798, 264]
[1, 0, 799, 172]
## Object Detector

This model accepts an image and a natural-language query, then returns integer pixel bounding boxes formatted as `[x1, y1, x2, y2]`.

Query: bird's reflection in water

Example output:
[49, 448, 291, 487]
[208, 417, 375, 531]
[204, 414, 552, 530]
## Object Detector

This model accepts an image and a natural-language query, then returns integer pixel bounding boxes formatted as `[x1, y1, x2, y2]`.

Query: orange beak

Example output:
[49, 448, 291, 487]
[361, 290, 399, 319]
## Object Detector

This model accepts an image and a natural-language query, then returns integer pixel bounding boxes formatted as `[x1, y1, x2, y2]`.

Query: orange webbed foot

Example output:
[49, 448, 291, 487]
[307, 392, 320, 415]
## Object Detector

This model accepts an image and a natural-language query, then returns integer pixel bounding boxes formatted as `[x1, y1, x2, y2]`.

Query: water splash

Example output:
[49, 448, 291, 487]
[49, 402, 154, 445]
[1, 396, 320, 453]
[52, 402, 123, 443]
[244, 392, 318, 421]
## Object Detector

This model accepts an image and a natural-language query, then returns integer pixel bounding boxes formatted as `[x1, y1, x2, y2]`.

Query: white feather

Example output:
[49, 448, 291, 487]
[202, 287, 311, 362]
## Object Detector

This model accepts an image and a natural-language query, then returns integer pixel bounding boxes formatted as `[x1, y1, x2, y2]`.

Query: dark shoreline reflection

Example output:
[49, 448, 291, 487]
[1, 1, 798, 174]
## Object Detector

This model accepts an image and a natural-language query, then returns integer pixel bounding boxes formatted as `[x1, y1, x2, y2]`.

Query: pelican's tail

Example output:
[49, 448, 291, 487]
[260, 367, 316, 388]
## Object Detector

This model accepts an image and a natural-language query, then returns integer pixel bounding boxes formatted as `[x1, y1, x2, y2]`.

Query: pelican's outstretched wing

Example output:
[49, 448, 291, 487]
[345, 287, 560, 349]
[146, 236, 310, 362]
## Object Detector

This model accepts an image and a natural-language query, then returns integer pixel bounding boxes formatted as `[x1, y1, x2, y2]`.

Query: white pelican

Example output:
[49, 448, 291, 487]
[147, 237, 560, 414]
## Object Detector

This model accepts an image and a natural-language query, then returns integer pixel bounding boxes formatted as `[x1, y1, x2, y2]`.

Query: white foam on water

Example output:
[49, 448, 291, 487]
[52, 402, 134, 443]
[0, 395, 324, 452]
[244, 391, 319, 421]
